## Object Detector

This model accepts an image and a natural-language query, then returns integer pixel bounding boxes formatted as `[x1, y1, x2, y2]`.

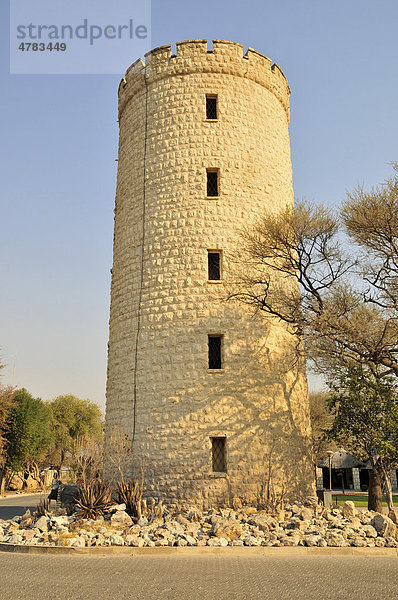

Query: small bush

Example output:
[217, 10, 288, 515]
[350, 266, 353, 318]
[35, 497, 50, 517]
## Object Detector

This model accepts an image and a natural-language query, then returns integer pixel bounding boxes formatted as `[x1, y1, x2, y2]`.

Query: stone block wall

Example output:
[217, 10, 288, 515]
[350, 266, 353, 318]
[105, 39, 315, 508]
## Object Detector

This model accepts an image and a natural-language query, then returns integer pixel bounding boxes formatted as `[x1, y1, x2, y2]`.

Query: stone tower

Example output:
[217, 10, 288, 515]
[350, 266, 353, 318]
[105, 39, 315, 508]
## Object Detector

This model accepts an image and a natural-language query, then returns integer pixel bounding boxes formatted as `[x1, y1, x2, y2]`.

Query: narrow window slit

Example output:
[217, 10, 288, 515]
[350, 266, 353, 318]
[207, 169, 219, 197]
[208, 251, 221, 280]
[208, 335, 222, 369]
[211, 437, 226, 472]
[206, 95, 218, 120]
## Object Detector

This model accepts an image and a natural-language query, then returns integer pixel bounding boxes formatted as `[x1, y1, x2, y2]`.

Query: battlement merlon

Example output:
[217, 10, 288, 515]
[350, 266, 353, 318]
[118, 39, 291, 121]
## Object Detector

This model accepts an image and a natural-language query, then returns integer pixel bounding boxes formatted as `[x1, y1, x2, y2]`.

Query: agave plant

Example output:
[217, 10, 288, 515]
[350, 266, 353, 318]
[74, 480, 113, 520]
[115, 478, 143, 519]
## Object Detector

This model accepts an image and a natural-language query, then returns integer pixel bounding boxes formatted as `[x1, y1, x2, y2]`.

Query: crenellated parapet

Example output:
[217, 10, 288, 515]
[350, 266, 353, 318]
[118, 39, 291, 120]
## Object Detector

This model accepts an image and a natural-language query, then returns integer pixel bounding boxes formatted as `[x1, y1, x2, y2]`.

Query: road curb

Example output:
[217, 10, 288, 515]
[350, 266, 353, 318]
[1, 543, 398, 557]
[0, 492, 48, 500]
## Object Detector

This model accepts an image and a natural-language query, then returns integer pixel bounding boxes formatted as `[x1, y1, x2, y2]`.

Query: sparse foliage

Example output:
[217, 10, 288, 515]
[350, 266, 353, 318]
[70, 434, 103, 483]
[107, 427, 134, 483]
[309, 391, 336, 463]
[108, 427, 146, 519]
[258, 440, 289, 513]
[227, 165, 398, 379]
[35, 497, 51, 517]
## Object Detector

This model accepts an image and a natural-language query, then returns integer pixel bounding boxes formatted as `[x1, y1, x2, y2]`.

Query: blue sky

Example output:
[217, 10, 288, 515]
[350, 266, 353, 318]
[1, 0, 397, 408]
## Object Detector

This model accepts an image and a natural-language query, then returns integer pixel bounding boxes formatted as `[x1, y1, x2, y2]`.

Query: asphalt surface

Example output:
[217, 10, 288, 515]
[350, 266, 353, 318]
[0, 553, 397, 599]
[0, 494, 46, 520]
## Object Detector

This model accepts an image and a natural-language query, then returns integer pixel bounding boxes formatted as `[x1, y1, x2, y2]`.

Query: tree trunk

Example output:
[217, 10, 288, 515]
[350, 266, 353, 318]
[380, 468, 396, 522]
[0, 468, 6, 497]
[368, 470, 383, 512]
[57, 449, 65, 480]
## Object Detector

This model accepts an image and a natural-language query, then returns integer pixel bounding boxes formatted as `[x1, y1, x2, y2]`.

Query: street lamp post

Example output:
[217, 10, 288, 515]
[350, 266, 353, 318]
[327, 450, 334, 491]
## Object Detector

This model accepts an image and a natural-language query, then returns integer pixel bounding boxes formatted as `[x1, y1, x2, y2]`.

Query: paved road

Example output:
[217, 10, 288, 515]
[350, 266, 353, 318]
[0, 494, 45, 520]
[0, 554, 397, 600]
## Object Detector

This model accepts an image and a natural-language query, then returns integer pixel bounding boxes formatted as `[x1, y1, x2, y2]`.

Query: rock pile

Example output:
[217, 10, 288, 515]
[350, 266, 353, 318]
[1, 501, 397, 549]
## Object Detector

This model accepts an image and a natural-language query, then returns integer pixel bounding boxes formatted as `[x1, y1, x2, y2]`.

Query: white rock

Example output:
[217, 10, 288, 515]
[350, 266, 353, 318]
[126, 535, 145, 547]
[351, 537, 368, 547]
[8, 533, 23, 544]
[279, 535, 300, 546]
[108, 504, 126, 513]
[207, 537, 228, 547]
[212, 518, 242, 541]
[155, 527, 170, 539]
[110, 535, 124, 546]
[348, 517, 362, 530]
[176, 538, 188, 546]
[326, 532, 347, 547]
[110, 511, 133, 527]
[35, 516, 49, 532]
[184, 534, 197, 546]
[299, 508, 313, 521]
[55, 525, 69, 534]
[51, 516, 69, 527]
[231, 539, 244, 546]
[71, 537, 86, 548]
[342, 501, 357, 518]
[303, 535, 321, 546]
[98, 526, 108, 534]
[155, 538, 169, 546]
[371, 514, 396, 538]
[248, 514, 276, 532]
[375, 537, 386, 547]
[66, 537, 77, 547]
[363, 525, 378, 538]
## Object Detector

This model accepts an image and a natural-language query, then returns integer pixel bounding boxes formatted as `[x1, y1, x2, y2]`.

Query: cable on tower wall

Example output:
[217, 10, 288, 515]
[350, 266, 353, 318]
[132, 67, 149, 446]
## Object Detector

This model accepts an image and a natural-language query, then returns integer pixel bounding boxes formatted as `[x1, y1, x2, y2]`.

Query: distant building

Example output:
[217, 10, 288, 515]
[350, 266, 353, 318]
[316, 448, 398, 492]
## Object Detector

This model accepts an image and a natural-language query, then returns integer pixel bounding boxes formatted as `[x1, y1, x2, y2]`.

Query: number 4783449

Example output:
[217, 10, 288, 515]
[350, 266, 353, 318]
[18, 42, 66, 51]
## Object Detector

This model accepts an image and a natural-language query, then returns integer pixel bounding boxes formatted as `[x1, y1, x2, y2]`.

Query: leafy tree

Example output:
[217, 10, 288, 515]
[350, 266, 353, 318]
[0, 385, 16, 466]
[47, 395, 103, 471]
[326, 367, 398, 517]
[0, 363, 16, 495]
[5, 388, 53, 473]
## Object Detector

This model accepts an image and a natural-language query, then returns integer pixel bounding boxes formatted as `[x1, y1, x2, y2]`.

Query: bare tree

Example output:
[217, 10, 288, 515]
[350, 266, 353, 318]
[71, 434, 103, 483]
[227, 165, 398, 379]
[308, 391, 336, 464]
[228, 165, 398, 512]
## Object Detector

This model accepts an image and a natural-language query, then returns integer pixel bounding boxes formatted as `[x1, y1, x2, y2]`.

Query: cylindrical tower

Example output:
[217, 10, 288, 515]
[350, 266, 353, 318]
[105, 39, 314, 508]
